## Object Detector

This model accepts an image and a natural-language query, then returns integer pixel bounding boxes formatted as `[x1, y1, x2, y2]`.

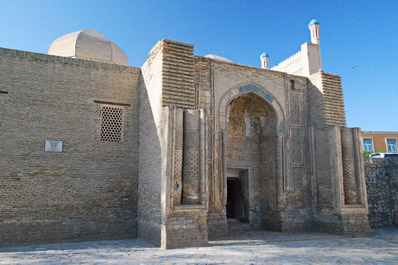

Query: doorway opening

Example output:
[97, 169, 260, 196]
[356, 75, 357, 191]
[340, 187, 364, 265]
[227, 179, 243, 219]
[226, 168, 248, 222]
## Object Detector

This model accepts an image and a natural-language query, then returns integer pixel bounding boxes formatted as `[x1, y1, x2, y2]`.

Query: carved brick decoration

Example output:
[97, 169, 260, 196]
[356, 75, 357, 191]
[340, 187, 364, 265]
[341, 128, 358, 204]
[293, 167, 304, 205]
[343, 160, 357, 203]
[315, 128, 333, 206]
[289, 92, 301, 125]
[291, 128, 303, 164]
[182, 110, 201, 204]
[173, 108, 184, 205]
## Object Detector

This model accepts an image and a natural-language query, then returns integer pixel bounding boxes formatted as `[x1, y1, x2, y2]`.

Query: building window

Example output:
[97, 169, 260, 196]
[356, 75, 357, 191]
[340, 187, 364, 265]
[387, 138, 397, 152]
[290, 80, 295, 90]
[100, 105, 124, 142]
[363, 138, 374, 152]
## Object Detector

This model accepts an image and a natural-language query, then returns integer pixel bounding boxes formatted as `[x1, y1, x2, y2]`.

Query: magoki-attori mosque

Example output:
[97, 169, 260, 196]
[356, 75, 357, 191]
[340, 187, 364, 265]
[0, 20, 371, 248]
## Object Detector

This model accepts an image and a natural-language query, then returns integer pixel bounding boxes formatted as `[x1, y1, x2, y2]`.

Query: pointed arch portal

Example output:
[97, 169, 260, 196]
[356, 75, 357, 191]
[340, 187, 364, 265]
[217, 84, 286, 230]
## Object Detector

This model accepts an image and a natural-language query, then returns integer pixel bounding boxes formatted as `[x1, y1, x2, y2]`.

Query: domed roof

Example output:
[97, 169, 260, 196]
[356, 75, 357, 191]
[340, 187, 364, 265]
[48, 29, 129, 66]
[260, 52, 269, 58]
[204, 54, 233, 63]
[308, 19, 320, 27]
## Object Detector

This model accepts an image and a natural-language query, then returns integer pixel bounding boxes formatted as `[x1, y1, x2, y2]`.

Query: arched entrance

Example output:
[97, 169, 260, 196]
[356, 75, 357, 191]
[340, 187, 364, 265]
[218, 84, 285, 231]
[226, 92, 278, 228]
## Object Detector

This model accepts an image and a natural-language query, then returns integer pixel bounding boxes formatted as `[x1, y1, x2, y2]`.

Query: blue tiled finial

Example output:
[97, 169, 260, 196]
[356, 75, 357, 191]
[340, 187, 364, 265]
[260, 52, 269, 58]
[308, 19, 320, 28]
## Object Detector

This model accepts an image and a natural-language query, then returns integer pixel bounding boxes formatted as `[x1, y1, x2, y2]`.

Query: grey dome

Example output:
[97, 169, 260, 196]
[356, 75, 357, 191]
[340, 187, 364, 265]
[205, 54, 233, 63]
[48, 29, 129, 66]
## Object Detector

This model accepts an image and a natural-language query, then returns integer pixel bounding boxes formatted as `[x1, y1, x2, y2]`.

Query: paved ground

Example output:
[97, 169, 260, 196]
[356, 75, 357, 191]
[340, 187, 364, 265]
[0, 228, 397, 264]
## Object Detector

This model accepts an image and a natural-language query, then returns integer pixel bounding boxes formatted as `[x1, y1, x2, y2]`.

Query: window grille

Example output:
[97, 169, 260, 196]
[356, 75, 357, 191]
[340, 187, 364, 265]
[100, 105, 124, 142]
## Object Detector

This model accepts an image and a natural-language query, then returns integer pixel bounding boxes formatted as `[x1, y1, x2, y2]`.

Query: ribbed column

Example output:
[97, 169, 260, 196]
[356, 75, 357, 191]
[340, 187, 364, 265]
[172, 108, 184, 205]
[341, 128, 358, 204]
[182, 109, 201, 204]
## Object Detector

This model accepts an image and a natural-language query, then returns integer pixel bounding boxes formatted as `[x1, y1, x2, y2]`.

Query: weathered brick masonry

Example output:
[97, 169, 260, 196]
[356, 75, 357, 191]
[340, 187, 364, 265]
[0, 21, 373, 249]
[0, 48, 140, 247]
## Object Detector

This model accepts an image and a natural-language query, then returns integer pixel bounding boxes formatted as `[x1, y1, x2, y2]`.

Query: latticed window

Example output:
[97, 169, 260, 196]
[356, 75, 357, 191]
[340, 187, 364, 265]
[363, 138, 373, 152]
[387, 138, 397, 152]
[100, 105, 124, 142]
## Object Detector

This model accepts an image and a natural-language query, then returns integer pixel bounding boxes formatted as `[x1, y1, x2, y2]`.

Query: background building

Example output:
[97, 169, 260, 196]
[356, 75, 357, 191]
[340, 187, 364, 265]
[361, 131, 398, 153]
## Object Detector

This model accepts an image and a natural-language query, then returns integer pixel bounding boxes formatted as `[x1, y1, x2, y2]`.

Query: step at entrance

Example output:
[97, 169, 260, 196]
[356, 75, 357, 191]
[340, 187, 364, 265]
[227, 219, 251, 234]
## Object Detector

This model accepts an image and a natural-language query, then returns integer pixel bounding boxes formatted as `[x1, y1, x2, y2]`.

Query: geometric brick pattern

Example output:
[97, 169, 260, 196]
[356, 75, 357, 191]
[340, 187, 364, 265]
[100, 105, 124, 142]
[291, 128, 304, 164]
[289, 92, 301, 126]
[184, 131, 200, 150]
[182, 149, 200, 179]
[174, 150, 183, 179]
[292, 167, 304, 206]
[343, 160, 357, 204]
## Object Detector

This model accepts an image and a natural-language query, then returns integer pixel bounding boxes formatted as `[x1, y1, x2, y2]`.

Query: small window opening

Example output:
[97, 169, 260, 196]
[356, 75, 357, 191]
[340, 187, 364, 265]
[290, 80, 295, 90]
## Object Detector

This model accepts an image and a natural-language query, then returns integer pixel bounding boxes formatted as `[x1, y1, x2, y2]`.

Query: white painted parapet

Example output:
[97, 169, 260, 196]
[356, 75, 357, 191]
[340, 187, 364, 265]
[271, 20, 322, 76]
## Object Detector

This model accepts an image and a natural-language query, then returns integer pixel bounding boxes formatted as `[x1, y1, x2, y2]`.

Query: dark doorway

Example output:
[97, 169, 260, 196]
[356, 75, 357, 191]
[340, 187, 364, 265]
[226, 179, 244, 219]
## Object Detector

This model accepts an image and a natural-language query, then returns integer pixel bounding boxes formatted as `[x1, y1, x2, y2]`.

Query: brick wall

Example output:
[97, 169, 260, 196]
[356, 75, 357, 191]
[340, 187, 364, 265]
[138, 44, 164, 246]
[0, 48, 140, 247]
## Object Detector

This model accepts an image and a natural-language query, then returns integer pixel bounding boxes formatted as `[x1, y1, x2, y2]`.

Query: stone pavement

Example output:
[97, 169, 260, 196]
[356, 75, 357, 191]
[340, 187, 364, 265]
[0, 228, 397, 264]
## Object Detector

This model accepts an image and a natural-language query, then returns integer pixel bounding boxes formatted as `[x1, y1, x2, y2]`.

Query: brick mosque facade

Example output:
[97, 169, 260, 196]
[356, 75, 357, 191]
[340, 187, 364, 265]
[0, 20, 371, 248]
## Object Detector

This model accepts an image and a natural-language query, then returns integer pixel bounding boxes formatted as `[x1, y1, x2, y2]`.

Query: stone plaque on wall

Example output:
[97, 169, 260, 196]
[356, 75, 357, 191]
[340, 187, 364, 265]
[45, 140, 63, 152]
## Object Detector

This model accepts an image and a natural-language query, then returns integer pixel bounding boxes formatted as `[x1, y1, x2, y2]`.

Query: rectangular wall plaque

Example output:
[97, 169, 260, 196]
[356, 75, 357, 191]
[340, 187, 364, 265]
[45, 140, 63, 152]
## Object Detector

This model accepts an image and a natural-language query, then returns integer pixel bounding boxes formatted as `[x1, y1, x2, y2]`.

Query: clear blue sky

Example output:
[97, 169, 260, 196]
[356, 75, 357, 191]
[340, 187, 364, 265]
[1, 0, 397, 131]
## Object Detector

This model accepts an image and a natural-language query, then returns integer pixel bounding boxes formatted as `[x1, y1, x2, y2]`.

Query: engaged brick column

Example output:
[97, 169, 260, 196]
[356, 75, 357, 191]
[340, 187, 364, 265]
[341, 128, 358, 204]
[182, 109, 201, 204]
